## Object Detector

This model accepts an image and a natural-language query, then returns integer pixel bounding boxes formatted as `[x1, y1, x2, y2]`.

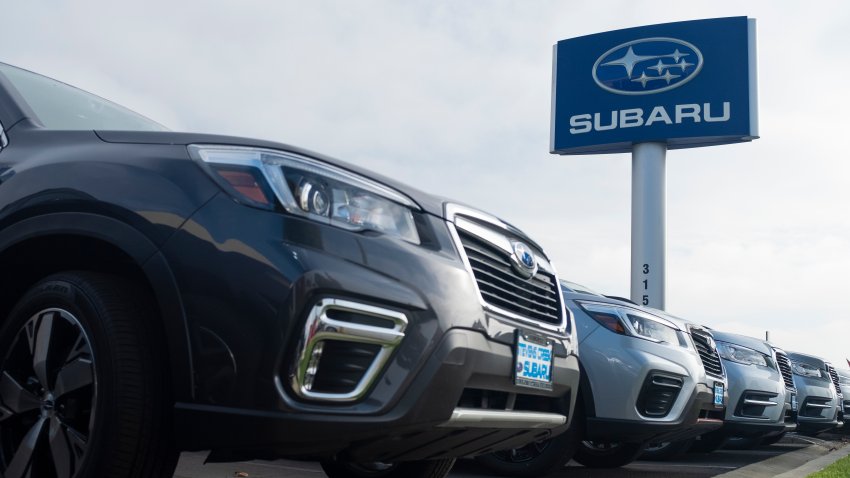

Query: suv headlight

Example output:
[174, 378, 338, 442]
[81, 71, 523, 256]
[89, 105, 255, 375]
[716, 342, 768, 367]
[189, 145, 421, 243]
[791, 361, 823, 378]
[576, 301, 688, 348]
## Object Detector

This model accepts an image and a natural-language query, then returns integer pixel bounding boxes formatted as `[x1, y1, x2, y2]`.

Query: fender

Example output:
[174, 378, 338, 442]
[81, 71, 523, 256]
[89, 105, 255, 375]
[0, 211, 194, 401]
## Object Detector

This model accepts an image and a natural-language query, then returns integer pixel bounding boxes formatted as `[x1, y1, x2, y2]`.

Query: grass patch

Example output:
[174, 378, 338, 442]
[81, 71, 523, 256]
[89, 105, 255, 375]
[808, 452, 850, 477]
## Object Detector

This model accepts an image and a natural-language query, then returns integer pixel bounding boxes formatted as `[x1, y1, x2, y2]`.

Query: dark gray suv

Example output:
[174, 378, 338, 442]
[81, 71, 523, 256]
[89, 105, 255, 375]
[0, 62, 580, 478]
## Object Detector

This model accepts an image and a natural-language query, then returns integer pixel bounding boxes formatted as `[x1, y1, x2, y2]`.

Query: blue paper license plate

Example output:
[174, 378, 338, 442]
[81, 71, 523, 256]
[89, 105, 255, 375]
[791, 393, 798, 411]
[514, 332, 553, 391]
[714, 381, 725, 407]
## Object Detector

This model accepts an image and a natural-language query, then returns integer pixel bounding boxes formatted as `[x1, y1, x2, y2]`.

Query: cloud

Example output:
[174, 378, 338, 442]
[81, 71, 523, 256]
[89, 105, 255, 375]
[2, 0, 849, 361]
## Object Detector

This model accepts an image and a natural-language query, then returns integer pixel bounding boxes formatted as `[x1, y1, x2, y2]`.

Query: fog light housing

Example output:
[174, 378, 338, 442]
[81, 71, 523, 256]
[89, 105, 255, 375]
[285, 298, 408, 402]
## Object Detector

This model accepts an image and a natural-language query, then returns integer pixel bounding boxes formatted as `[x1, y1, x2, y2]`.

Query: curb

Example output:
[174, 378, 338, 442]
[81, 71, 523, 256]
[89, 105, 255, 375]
[773, 443, 850, 478]
[714, 443, 835, 478]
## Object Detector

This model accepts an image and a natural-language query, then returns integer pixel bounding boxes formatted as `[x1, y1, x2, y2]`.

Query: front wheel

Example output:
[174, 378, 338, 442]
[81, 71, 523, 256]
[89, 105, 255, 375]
[689, 430, 728, 453]
[320, 458, 455, 478]
[0, 272, 177, 478]
[572, 441, 645, 468]
[474, 400, 583, 477]
[760, 432, 786, 446]
[639, 439, 694, 461]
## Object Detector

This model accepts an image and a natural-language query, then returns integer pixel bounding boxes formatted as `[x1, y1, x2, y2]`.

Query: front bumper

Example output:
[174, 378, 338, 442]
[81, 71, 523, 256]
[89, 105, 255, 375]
[585, 382, 724, 443]
[793, 375, 841, 434]
[176, 328, 579, 461]
[713, 360, 791, 437]
[578, 322, 726, 444]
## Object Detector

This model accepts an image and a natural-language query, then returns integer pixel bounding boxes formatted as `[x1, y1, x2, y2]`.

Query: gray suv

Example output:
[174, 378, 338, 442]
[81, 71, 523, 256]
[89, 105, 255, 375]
[679, 333, 797, 451]
[476, 282, 727, 476]
[789, 352, 843, 435]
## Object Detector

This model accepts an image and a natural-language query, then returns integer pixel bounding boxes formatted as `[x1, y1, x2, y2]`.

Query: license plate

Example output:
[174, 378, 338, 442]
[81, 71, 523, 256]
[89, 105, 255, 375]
[791, 393, 798, 411]
[514, 331, 553, 391]
[714, 382, 725, 407]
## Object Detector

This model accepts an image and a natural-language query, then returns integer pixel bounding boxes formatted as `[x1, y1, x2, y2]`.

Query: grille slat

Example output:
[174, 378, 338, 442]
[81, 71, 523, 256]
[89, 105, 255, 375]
[474, 275, 561, 311]
[469, 258, 558, 304]
[691, 330, 724, 378]
[467, 259, 561, 306]
[458, 229, 563, 326]
[464, 247, 562, 298]
[827, 364, 843, 395]
[775, 351, 795, 389]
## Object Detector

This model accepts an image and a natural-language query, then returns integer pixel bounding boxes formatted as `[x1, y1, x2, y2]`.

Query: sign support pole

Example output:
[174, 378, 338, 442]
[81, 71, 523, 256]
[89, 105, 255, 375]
[631, 142, 667, 310]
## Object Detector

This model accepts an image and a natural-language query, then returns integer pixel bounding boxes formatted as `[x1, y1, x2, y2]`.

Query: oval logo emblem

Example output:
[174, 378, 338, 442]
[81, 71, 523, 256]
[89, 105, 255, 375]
[592, 37, 703, 95]
[510, 241, 537, 279]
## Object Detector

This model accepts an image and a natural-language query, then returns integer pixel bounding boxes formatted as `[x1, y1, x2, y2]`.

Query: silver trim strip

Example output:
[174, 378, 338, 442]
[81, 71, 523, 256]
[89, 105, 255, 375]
[804, 403, 832, 409]
[287, 298, 407, 403]
[743, 398, 777, 407]
[445, 203, 568, 335]
[440, 408, 567, 429]
[651, 378, 684, 389]
[0, 120, 8, 150]
[550, 43, 558, 153]
[747, 18, 760, 139]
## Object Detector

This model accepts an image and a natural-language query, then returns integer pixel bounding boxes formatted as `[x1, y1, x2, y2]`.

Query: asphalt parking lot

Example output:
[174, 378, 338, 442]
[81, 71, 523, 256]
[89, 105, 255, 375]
[174, 433, 849, 478]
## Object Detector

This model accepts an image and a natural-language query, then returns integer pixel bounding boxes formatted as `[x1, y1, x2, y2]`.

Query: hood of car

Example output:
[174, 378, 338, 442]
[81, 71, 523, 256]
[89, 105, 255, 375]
[559, 286, 690, 332]
[95, 130, 452, 218]
[710, 330, 773, 356]
[788, 351, 828, 369]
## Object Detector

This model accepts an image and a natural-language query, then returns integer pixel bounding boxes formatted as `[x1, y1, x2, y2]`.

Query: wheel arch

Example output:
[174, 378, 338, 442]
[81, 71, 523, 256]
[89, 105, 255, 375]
[0, 212, 194, 402]
[579, 359, 596, 419]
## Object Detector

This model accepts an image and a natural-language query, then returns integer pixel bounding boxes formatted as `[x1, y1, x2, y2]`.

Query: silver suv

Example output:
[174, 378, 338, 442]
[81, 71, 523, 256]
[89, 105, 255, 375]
[476, 282, 727, 475]
[676, 332, 797, 451]
[789, 352, 843, 435]
[835, 368, 850, 433]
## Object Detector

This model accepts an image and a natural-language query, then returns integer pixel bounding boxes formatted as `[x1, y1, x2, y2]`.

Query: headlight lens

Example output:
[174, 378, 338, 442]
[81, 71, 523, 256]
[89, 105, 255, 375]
[716, 342, 768, 367]
[791, 361, 823, 378]
[576, 301, 687, 347]
[190, 145, 420, 243]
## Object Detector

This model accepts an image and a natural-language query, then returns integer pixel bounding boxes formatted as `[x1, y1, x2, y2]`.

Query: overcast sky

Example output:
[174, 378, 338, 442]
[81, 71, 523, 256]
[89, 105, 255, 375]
[3, 1, 849, 366]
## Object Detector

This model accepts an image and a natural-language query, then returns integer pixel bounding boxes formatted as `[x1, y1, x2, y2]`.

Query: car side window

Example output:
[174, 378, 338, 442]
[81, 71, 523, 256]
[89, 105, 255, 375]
[0, 63, 166, 132]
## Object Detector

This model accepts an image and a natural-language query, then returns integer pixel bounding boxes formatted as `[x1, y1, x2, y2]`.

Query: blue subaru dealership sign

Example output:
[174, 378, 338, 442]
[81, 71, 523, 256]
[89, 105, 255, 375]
[551, 17, 758, 154]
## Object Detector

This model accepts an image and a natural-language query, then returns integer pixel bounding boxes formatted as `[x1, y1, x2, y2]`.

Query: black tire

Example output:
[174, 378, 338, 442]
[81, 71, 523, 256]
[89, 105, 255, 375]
[572, 441, 645, 468]
[474, 405, 582, 477]
[0, 272, 177, 478]
[760, 432, 786, 446]
[320, 458, 456, 478]
[639, 438, 694, 461]
[724, 436, 764, 450]
[688, 430, 729, 453]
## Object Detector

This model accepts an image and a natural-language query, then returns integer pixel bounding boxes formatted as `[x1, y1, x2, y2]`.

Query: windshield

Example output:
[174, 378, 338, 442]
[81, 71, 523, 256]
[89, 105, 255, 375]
[0, 63, 167, 131]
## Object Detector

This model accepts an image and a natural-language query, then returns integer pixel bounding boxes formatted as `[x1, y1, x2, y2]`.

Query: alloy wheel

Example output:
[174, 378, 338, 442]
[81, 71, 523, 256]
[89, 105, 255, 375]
[0, 308, 97, 478]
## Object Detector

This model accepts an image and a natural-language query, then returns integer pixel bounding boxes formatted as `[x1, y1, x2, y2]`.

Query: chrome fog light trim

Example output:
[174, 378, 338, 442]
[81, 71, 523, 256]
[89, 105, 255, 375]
[289, 298, 408, 402]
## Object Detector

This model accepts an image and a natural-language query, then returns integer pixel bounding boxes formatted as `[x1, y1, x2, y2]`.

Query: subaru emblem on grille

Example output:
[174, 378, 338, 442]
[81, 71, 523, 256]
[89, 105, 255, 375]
[510, 241, 538, 279]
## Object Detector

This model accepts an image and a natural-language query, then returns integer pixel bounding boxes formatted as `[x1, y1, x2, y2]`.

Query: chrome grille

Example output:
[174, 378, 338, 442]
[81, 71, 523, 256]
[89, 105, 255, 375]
[450, 223, 569, 327]
[691, 330, 723, 378]
[827, 364, 842, 395]
[775, 351, 795, 390]
[457, 229, 562, 325]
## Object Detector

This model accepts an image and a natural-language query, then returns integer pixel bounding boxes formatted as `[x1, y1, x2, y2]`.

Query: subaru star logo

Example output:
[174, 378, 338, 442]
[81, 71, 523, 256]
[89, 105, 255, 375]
[510, 241, 537, 279]
[592, 37, 703, 95]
